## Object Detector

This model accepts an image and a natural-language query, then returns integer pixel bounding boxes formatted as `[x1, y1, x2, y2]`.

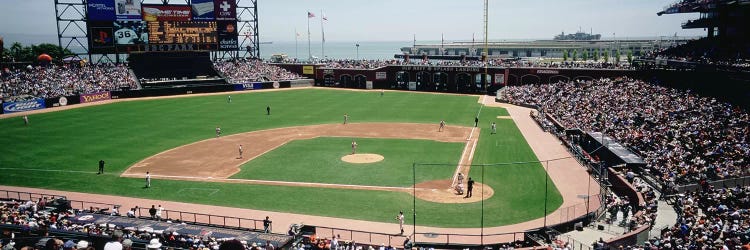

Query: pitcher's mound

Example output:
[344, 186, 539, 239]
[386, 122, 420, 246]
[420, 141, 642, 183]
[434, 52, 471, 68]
[341, 153, 384, 164]
[413, 179, 494, 203]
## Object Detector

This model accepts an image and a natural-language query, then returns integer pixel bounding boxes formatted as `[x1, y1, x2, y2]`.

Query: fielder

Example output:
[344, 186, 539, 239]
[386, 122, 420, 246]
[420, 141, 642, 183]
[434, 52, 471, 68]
[396, 211, 405, 235]
[344, 114, 349, 125]
[439, 120, 446, 132]
[23, 115, 29, 126]
[227, 95, 232, 103]
[238, 144, 244, 159]
[216, 126, 221, 138]
[491, 122, 497, 134]
[145, 171, 151, 188]
[351, 140, 358, 154]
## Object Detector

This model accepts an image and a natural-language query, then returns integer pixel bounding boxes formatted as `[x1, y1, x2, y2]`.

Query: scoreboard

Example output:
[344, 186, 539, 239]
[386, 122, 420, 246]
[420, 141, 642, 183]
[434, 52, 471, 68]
[147, 21, 217, 45]
[86, 0, 237, 53]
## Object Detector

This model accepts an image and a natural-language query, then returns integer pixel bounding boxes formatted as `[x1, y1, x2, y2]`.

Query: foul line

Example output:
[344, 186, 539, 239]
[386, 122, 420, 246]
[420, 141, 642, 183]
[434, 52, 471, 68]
[120, 173, 436, 192]
[0, 167, 100, 175]
[451, 98, 486, 187]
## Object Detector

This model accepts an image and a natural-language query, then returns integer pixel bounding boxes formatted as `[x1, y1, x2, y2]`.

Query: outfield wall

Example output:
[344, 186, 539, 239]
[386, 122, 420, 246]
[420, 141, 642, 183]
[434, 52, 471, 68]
[0, 79, 313, 115]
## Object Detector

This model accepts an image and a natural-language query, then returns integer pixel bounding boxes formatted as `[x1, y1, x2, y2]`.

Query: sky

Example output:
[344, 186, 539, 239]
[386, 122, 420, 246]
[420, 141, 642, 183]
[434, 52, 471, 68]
[0, 0, 704, 45]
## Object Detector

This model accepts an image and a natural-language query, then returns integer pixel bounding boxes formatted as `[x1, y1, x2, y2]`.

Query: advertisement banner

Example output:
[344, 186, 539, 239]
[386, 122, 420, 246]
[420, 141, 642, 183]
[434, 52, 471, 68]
[375, 72, 387, 80]
[115, 0, 141, 20]
[191, 0, 215, 21]
[87, 0, 116, 21]
[302, 66, 314, 75]
[90, 25, 115, 49]
[217, 21, 238, 51]
[214, 0, 236, 21]
[494, 73, 505, 85]
[2, 99, 46, 114]
[233, 82, 261, 91]
[142, 5, 192, 22]
[80, 92, 111, 104]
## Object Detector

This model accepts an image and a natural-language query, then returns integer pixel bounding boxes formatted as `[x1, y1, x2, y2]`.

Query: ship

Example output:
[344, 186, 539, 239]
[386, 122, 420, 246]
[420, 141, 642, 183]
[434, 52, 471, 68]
[554, 31, 601, 41]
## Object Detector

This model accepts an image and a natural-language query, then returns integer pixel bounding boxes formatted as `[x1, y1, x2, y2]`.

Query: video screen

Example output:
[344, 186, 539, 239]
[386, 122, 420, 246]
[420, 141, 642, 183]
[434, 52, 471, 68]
[114, 21, 148, 45]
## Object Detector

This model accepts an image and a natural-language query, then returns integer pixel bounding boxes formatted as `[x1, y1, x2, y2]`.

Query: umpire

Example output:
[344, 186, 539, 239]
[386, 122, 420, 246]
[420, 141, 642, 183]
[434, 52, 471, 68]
[98, 160, 105, 174]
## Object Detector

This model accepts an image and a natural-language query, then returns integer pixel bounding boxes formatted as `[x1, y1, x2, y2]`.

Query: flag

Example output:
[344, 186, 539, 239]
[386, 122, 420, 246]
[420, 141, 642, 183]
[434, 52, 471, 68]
[307, 12, 315, 18]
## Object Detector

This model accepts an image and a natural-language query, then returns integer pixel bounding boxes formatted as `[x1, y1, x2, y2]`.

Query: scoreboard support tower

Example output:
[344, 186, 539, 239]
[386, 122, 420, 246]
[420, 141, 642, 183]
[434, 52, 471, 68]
[56, 0, 112, 63]
[235, 0, 259, 59]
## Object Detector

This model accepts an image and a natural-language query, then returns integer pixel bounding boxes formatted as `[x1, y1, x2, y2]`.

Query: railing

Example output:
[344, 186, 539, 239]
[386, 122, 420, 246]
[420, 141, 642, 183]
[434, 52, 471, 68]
[0, 189, 121, 214]
[134, 207, 267, 232]
[0, 189, 66, 202]
[310, 225, 409, 247]
[548, 193, 604, 227]
[310, 225, 527, 247]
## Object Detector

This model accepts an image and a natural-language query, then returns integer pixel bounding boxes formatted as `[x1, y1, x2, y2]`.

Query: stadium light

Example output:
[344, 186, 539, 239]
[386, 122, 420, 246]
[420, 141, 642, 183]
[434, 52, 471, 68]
[355, 43, 360, 60]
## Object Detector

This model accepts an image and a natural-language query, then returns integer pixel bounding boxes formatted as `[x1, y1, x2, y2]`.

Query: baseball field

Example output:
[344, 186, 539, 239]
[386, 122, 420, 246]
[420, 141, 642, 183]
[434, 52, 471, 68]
[0, 88, 562, 228]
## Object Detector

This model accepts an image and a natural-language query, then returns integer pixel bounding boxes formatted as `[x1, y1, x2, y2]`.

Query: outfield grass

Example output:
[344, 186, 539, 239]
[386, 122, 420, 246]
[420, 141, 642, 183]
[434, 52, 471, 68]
[0, 88, 561, 227]
[231, 137, 463, 187]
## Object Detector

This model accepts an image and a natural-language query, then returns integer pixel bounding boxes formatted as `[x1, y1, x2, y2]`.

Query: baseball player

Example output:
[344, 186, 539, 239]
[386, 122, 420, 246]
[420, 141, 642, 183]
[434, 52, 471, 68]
[267, 105, 271, 115]
[114, 25, 138, 45]
[227, 95, 232, 103]
[439, 120, 446, 132]
[396, 211, 405, 235]
[344, 114, 349, 125]
[238, 144, 244, 159]
[351, 140, 357, 154]
[145, 171, 151, 188]
[381, 89, 384, 97]
[491, 122, 497, 134]
[23, 115, 29, 126]
[216, 126, 221, 138]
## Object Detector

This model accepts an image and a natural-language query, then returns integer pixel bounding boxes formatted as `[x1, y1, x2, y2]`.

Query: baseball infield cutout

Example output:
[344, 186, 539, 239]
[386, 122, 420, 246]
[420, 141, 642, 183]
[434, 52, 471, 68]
[122, 122, 489, 203]
[341, 153, 385, 164]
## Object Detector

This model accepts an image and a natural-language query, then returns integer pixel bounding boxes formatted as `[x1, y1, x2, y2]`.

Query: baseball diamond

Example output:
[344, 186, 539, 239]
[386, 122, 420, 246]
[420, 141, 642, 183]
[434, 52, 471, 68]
[0, 88, 585, 229]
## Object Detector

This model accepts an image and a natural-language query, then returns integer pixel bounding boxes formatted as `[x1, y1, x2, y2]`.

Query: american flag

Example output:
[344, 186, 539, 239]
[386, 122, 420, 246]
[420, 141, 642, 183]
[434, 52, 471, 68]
[307, 12, 315, 18]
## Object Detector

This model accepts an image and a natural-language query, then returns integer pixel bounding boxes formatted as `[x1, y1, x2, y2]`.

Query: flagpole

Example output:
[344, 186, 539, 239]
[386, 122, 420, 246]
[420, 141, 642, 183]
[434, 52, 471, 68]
[321, 9, 325, 59]
[294, 27, 299, 59]
[307, 12, 312, 60]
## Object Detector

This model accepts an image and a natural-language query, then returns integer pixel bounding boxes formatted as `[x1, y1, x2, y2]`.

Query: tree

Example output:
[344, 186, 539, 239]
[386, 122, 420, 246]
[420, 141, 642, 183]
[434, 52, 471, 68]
[615, 49, 621, 64]
[627, 50, 633, 64]
[603, 50, 609, 63]
[582, 50, 589, 61]
[572, 49, 578, 61]
[594, 48, 600, 61]
[32, 43, 73, 62]
[563, 49, 569, 61]
[4, 42, 73, 63]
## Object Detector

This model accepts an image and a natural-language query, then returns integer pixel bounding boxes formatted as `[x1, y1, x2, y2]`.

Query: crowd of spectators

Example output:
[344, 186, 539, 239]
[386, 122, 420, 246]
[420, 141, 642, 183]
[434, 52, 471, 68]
[502, 78, 750, 187]
[640, 38, 750, 72]
[214, 60, 304, 84]
[280, 56, 633, 70]
[0, 198, 280, 250]
[0, 64, 137, 102]
[605, 184, 750, 250]
[313, 58, 632, 70]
